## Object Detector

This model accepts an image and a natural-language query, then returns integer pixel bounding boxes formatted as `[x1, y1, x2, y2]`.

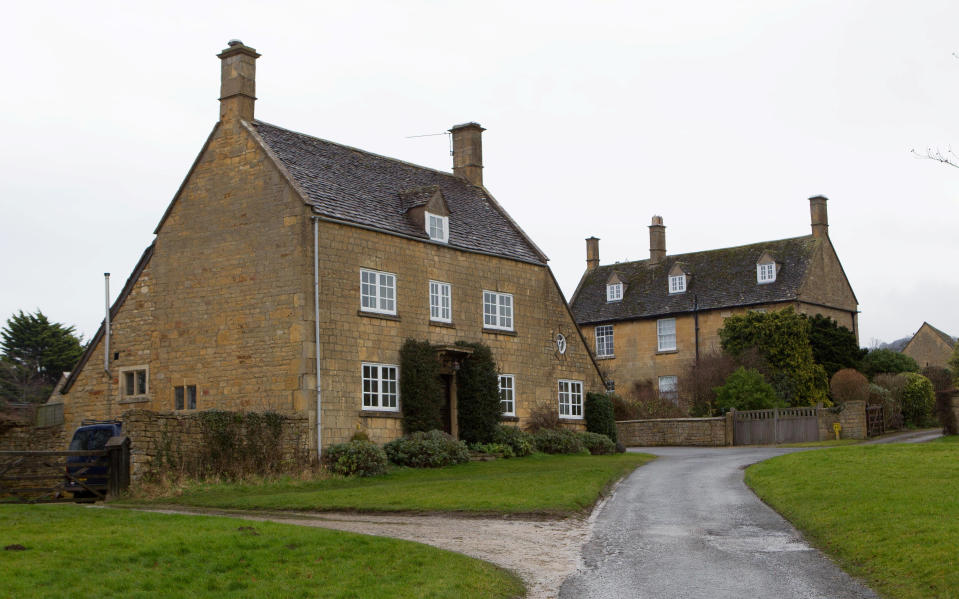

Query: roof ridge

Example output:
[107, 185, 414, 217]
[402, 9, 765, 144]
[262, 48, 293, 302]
[252, 119, 466, 184]
[591, 234, 815, 270]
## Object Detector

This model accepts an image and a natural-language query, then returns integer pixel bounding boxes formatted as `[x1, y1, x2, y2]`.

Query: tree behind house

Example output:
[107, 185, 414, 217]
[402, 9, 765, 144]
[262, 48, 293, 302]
[0, 310, 84, 404]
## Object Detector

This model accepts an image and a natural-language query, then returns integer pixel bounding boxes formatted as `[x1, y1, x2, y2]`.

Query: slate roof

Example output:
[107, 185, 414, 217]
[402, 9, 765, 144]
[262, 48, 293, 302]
[251, 120, 546, 265]
[571, 236, 819, 325]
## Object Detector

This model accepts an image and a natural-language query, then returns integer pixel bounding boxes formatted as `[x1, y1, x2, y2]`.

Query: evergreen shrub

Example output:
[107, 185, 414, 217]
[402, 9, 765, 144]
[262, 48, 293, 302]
[532, 429, 586, 454]
[383, 430, 470, 468]
[322, 440, 388, 477]
[829, 368, 869, 404]
[399, 339, 444, 434]
[584, 392, 618, 443]
[578, 431, 617, 455]
[492, 425, 534, 457]
[455, 341, 502, 444]
[468, 442, 515, 458]
[900, 373, 935, 427]
[713, 367, 782, 412]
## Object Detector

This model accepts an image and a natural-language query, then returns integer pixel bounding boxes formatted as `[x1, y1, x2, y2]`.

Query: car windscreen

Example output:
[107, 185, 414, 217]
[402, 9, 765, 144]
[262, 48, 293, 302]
[68, 428, 114, 451]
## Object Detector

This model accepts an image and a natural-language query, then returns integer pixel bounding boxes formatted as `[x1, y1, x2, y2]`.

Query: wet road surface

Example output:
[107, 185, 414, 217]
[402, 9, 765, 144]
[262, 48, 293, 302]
[560, 446, 879, 599]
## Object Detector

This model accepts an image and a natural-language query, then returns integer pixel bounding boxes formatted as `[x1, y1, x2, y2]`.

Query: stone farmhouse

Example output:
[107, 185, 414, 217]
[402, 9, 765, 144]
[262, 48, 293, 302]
[902, 322, 956, 370]
[58, 41, 605, 458]
[570, 197, 858, 402]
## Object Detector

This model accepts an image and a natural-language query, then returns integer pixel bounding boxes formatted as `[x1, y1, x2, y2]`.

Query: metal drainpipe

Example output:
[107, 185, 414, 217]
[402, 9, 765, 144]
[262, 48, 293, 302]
[312, 217, 323, 456]
[693, 294, 700, 362]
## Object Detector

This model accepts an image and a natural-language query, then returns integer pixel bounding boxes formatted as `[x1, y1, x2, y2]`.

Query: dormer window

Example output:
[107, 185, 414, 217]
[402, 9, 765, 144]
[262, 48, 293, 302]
[669, 274, 686, 294]
[427, 212, 449, 243]
[607, 283, 623, 302]
[757, 262, 776, 283]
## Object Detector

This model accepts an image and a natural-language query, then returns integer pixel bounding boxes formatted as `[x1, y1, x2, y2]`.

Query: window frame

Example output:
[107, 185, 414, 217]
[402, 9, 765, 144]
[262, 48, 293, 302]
[483, 290, 514, 331]
[429, 280, 452, 323]
[361, 362, 399, 412]
[606, 283, 623, 302]
[360, 268, 397, 315]
[174, 384, 197, 411]
[426, 212, 449, 243]
[119, 366, 149, 400]
[595, 325, 614, 358]
[657, 318, 677, 352]
[757, 262, 776, 284]
[658, 375, 678, 403]
[499, 374, 516, 417]
[669, 274, 686, 294]
[558, 379, 584, 419]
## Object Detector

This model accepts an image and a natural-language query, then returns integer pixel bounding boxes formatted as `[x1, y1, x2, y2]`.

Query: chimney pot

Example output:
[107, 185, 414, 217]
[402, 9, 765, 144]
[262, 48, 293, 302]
[449, 122, 485, 186]
[217, 40, 260, 123]
[586, 237, 600, 271]
[809, 195, 828, 238]
[649, 215, 666, 264]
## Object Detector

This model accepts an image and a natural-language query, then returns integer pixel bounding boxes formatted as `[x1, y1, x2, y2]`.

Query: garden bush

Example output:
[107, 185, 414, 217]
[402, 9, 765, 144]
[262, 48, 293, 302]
[585, 392, 618, 442]
[713, 367, 782, 412]
[383, 430, 470, 468]
[524, 403, 561, 432]
[829, 368, 869, 404]
[455, 341, 502, 444]
[921, 366, 953, 393]
[532, 429, 586, 454]
[468, 442, 515, 458]
[399, 339, 444, 434]
[935, 390, 958, 435]
[899, 373, 935, 427]
[870, 376, 904, 430]
[322, 440, 388, 477]
[860, 348, 919, 379]
[578, 431, 617, 455]
[491, 425, 534, 457]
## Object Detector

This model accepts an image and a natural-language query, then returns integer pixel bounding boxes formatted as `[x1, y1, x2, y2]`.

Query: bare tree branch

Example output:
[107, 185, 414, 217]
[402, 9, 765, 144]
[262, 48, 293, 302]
[911, 147, 959, 169]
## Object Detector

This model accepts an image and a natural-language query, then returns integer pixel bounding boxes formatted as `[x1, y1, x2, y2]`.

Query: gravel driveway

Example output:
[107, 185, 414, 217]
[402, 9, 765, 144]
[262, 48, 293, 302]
[559, 446, 879, 599]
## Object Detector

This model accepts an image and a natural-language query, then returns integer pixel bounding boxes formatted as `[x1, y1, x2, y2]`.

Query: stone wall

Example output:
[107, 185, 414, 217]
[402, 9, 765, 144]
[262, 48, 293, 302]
[616, 416, 731, 447]
[0, 423, 67, 452]
[817, 400, 867, 440]
[122, 409, 311, 479]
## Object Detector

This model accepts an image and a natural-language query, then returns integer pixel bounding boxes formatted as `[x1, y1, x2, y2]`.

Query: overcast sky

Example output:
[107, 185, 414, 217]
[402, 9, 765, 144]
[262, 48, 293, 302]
[2, 0, 958, 347]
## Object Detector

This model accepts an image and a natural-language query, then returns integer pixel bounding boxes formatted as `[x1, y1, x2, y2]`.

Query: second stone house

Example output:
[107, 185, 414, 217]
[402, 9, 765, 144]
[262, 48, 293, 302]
[570, 197, 858, 403]
[902, 322, 956, 370]
[57, 41, 605, 458]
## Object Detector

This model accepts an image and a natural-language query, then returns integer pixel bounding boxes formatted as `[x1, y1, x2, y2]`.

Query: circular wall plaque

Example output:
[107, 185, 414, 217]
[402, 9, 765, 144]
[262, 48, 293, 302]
[555, 333, 567, 354]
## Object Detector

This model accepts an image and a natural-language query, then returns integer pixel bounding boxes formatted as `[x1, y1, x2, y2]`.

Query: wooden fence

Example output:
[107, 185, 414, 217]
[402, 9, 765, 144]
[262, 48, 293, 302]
[0, 437, 130, 503]
[733, 407, 819, 445]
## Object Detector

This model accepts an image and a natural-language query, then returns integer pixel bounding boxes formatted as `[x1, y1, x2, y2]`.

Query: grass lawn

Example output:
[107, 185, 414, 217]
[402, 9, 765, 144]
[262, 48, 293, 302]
[0, 504, 524, 599]
[775, 438, 861, 448]
[746, 436, 959, 599]
[121, 453, 653, 515]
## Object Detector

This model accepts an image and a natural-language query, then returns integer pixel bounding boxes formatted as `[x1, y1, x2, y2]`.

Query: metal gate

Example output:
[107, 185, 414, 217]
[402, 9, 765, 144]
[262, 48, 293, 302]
[733, 407, 819, 445]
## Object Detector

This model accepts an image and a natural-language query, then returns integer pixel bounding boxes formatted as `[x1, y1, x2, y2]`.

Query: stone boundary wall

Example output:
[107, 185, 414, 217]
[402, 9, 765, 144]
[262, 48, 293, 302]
[122, 409, 311, 479]
[0, 423, 67, 452]
[616, 416, 732, 447]
[817, 400, 867, 440]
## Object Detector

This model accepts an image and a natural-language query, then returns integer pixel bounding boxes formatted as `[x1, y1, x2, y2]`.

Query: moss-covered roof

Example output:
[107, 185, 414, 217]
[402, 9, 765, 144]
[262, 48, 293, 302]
[570, 236, 818, 324]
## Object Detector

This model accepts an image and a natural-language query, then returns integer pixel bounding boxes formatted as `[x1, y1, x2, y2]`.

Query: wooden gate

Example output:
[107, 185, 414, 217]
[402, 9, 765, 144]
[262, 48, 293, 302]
[866, 404, 884, 438]
[0, 437, 130, 504]
[733, 407, 819, 445]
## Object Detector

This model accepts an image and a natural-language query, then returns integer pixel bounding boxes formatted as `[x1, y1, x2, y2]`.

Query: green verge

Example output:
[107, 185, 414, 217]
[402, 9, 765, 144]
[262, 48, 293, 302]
[123, 453, 653, 515]
[0, 504, 523, 599]
[745, 436, 959, 599]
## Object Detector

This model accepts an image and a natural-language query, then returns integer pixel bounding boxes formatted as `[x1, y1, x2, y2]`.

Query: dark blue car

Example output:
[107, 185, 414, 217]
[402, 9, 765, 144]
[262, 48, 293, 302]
[65, 420, 122, 499]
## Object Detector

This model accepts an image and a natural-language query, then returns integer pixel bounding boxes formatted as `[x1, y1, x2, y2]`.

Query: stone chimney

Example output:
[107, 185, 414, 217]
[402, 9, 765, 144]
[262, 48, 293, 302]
[586, 237, 600, 271]
[649, 216, 666, 264]
[218, 40, 260, 123]
[809, 195, 828, 239]
[449, 122, 485, 186]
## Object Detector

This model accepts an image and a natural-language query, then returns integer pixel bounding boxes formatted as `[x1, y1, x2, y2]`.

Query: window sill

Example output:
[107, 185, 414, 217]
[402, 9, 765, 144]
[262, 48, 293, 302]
[429, 320, 455, 329]
[358, 310, 400, 322]
[500, 415, 519, 422]
[559, 416, 584, 421]
[118, 396, 150, 405]
[596, 355, 615, 360]
[482, 327, 517, 337]
[359, 410, 402, 419]
[656, 349, 678, 355]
